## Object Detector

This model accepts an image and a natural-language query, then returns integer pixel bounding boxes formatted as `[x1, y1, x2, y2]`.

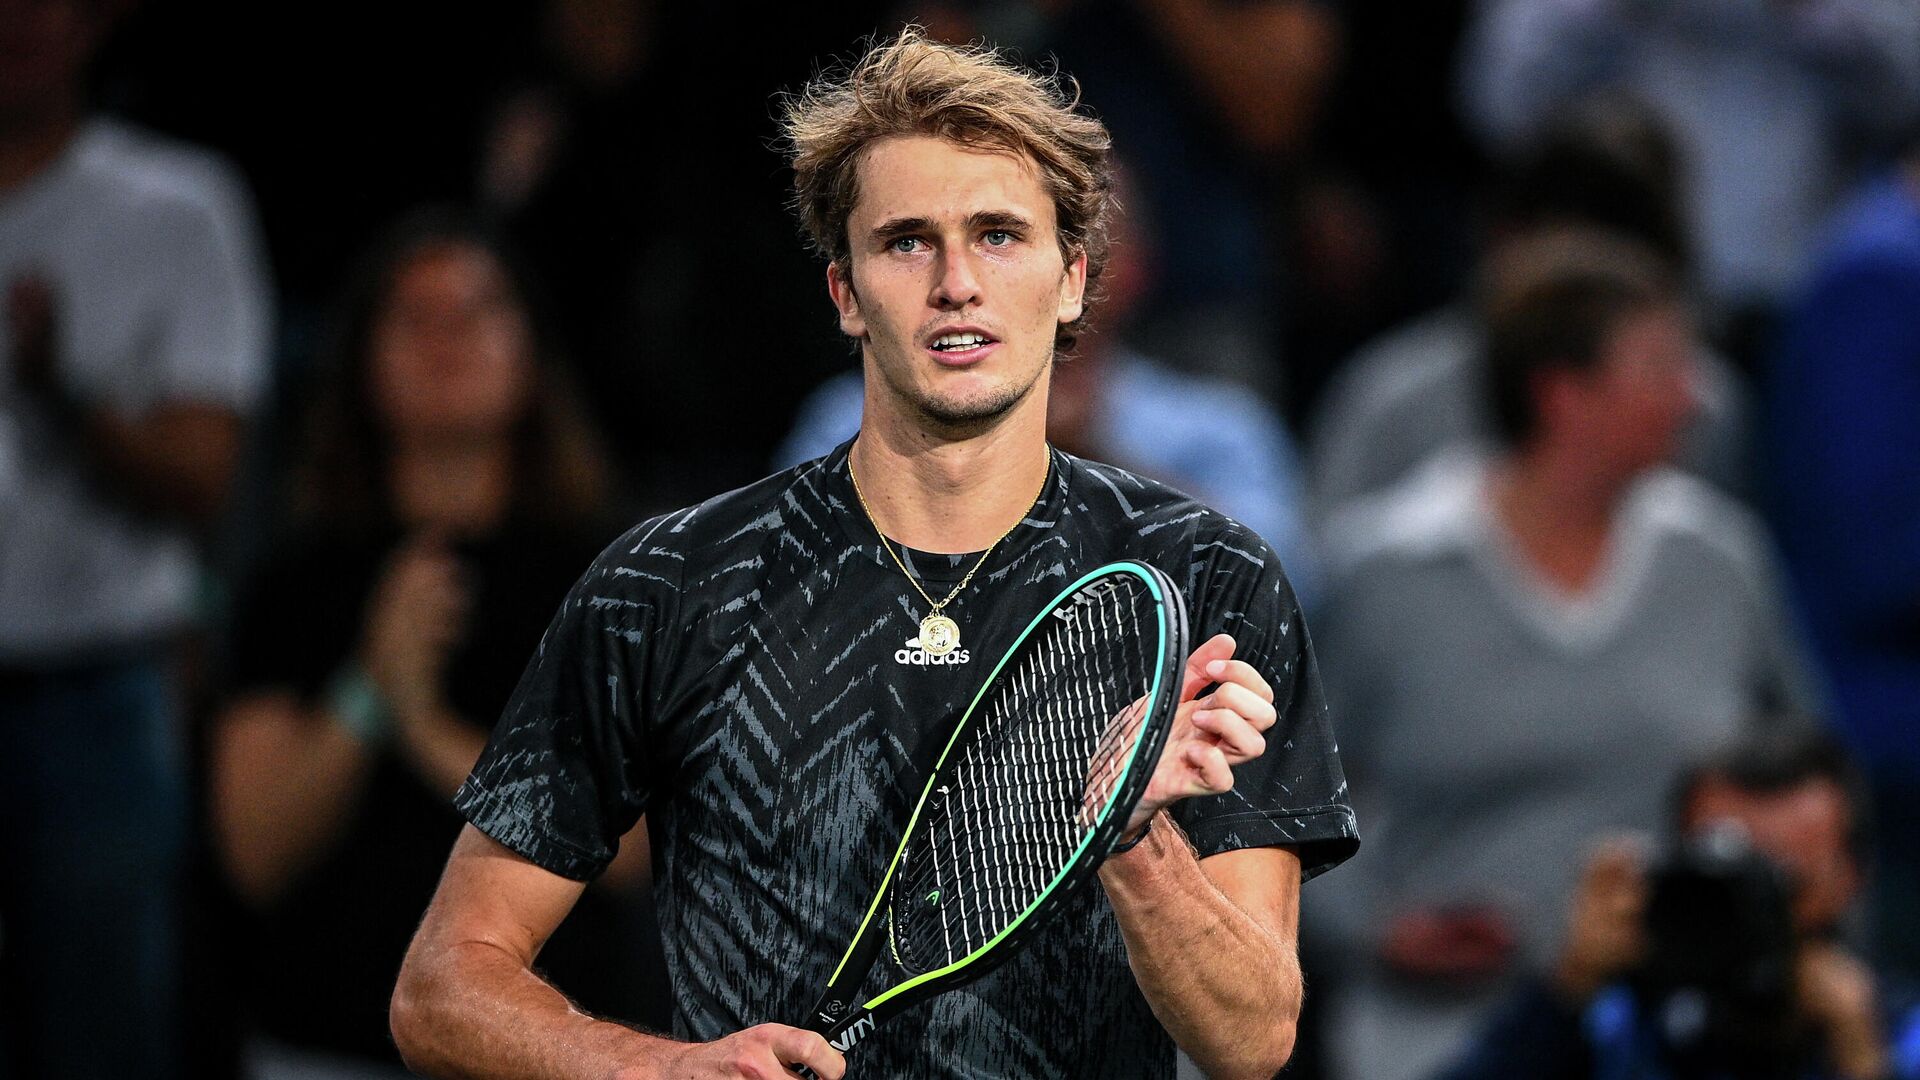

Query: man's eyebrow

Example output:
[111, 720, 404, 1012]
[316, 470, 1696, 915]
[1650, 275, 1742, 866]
[966, 210, 1033, 232]
[871, 216, 935, 242]
[869, 211, 1037, 243]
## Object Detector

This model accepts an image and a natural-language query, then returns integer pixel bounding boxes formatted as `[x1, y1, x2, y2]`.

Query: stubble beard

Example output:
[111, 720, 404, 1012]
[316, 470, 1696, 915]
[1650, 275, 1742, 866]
[876, 345, 1052, 437]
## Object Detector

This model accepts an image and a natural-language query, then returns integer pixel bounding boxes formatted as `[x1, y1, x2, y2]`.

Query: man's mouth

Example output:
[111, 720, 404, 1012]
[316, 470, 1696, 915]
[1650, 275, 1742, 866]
[930, 331, 994, 352]
[925, 329, 999, 364]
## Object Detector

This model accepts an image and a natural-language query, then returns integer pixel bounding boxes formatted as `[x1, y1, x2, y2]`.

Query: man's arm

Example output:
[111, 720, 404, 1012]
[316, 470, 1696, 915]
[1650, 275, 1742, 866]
[71, 401, 242, 524]
[1095, 634, 1301, 1078]
[8, 276, 242, 525]
[392, 825, 845, 1080]
[1101, 834, 1302, 1079]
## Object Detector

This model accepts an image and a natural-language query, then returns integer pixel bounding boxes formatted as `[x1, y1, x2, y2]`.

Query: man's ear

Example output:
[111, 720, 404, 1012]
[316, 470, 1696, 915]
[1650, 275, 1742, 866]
[1056, 250, 1088, 327]
[827, 261, 866, 339]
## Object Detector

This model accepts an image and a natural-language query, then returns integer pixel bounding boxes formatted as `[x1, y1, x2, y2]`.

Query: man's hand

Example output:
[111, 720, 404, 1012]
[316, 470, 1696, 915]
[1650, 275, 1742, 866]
[1799, 942, 1889, 1080]
[650, 1025, 845, 1080]
[362, 533, 471, 720]
[1552, 836, 1649, 1002]
[7, 271, 243, 524]
[1120, 633, 1277, 838]
[1378, 904, 1517, 985]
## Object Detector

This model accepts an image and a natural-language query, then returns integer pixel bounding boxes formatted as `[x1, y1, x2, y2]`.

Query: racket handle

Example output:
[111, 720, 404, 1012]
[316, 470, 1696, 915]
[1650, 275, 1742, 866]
[793, 1006, 876, 1077]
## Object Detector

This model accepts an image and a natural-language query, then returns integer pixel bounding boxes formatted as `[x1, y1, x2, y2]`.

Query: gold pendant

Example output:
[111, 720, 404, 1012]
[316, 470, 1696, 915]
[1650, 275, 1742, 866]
[919, 613, 961, 656]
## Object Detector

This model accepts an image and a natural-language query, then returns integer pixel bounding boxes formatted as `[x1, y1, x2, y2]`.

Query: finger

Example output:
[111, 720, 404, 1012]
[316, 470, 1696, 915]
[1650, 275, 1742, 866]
[1585, 836, 1650, 897]
[770, 1028, 844, 1080]
[1178, 633, 1238, 702]
[1199, 682, 1278, 733]
[1206, 658, 1274, 704]
[396, 560, 469, 615]
[1184, 741, 1234, 794]
[395, 549, 463, 593]
[421, 570, 472, 618]
[1192, 707, 1267, 762]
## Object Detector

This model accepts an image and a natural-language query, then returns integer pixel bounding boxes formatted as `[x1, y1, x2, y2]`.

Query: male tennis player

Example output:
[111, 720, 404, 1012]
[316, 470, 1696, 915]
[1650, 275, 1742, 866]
[392, 28, 1357, 1080]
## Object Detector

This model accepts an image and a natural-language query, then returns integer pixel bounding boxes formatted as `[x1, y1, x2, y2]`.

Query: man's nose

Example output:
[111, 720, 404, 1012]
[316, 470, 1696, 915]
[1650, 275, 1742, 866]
[931, 248, 983, 309]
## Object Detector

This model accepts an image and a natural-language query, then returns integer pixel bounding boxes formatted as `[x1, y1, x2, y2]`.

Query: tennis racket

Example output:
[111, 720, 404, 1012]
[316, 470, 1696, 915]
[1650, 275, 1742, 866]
[802, 559, 1189, 1061]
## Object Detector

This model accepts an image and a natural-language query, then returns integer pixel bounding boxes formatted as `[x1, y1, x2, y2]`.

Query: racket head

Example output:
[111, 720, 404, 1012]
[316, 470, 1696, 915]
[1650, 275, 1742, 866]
[809, 559, 1188, 1045]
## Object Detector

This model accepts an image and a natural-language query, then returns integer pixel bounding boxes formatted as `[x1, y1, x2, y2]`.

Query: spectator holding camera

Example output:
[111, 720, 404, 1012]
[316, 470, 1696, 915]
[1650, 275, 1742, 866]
[1433, 726, 1920, 1080]
[1309, 226, 1815, 1080]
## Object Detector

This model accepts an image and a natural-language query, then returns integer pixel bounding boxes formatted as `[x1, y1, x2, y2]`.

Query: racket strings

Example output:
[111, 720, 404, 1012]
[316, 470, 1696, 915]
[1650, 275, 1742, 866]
[889, 576, 1159, 975]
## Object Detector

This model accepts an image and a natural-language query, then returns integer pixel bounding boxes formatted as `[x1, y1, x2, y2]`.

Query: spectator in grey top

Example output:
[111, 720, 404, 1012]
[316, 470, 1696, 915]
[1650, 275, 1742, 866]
[0, 0, 272, 1075]
[1309, 102, 1750, 515]
[1306, 227, 1814, 1080]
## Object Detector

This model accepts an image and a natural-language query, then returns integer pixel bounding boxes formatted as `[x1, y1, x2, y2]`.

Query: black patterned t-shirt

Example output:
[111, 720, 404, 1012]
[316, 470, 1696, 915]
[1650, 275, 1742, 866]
[455, 440, 1358, 1078]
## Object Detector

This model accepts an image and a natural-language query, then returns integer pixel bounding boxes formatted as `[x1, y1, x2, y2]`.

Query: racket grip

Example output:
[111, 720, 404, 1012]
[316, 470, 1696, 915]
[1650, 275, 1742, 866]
[793, 1006, 874, 1078]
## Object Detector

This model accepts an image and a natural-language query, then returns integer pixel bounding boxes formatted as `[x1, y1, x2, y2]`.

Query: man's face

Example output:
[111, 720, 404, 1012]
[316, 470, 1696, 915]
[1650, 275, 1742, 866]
[1688, 777, 1859, 934]
[1559, 305, 1701, 473]
[829, 135, 1087, 433]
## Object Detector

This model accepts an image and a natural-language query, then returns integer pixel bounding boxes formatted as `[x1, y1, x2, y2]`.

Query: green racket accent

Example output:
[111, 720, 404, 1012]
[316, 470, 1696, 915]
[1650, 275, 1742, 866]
[805, 559, 1184, 1056]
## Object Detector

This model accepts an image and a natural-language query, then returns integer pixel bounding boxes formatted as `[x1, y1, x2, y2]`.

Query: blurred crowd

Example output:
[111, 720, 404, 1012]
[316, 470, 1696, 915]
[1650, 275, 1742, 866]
[3, 0, 1919, 1078]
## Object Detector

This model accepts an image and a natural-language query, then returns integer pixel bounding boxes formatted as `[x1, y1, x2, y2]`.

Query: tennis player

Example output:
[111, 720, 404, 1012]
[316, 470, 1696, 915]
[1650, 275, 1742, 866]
[392, 28, 1357, 1080]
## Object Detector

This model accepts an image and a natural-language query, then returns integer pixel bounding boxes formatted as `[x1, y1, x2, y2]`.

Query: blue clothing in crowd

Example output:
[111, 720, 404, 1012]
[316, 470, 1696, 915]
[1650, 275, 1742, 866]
[1770, 169, 1920, 775]
[1431, 976, 1920, 1080]
[1770, 168, 1920, 979]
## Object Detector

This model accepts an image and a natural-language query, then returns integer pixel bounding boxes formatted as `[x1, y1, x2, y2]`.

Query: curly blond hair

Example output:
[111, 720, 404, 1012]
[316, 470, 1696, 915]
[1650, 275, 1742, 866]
[782, 27, 1115, 350]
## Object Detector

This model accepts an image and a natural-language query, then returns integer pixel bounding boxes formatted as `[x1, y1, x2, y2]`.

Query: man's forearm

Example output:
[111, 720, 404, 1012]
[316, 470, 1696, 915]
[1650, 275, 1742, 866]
[391, 935, 681, 1080]
[1098, 816, 1301, 1079]
[78, 403, 240, 524]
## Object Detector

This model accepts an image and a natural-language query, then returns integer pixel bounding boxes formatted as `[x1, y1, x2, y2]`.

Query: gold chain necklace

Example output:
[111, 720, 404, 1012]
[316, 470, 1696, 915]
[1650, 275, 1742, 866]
[847, 450, 1044, 657]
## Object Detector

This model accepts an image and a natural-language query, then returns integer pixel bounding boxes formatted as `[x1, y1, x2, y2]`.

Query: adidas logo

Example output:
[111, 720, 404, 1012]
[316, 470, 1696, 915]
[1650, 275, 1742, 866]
[894, 635, 972, 666]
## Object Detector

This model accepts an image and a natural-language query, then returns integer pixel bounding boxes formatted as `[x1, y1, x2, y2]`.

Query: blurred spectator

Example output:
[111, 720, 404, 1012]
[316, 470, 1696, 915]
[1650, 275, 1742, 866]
[1770, 148, 1920, 982]
[1308, 103, 1750, 516]
[479, 3, 890, 511]
[209, 210, 659, 1079]
[1457, 0, 1920, 361]
[0, 0, 272, 1074]
[1432, 726, 1920, 1080]
[98, 0, 547, 337]
[1040, 0, 1339, 400]
[1308, 228, 1815, 1080]
[774, 167, 1321, 600]
[1286, 0, 1484, 419]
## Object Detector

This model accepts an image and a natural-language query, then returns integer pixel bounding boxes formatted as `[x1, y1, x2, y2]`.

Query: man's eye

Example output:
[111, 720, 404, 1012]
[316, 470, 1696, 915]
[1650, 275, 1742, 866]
[890, 236, 924, 253]
[983, 230, 1015, 246]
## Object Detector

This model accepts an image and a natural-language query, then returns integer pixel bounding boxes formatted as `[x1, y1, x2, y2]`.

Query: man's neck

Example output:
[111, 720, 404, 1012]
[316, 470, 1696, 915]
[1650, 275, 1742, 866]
[1489, 441, 1637, 594]
[0, 104, 82, 199]
[850, 394, 1052, 555]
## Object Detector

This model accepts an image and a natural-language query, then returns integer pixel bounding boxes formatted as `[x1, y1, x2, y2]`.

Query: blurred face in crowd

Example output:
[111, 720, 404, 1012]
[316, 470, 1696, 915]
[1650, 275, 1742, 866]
[1547, 304, 1699, 474]
[369, 243, 534, 444]
[0, 0, 102, 116]
[1687, 775, 1859, 935]
[829, 135, 1087, 433]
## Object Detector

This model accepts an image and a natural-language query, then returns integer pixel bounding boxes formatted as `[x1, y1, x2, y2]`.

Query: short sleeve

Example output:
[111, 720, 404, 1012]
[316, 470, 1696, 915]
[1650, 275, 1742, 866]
[140, 163, 274, 413]
[1171, 522, 1360, 881]
[453, 522, 670, 881]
